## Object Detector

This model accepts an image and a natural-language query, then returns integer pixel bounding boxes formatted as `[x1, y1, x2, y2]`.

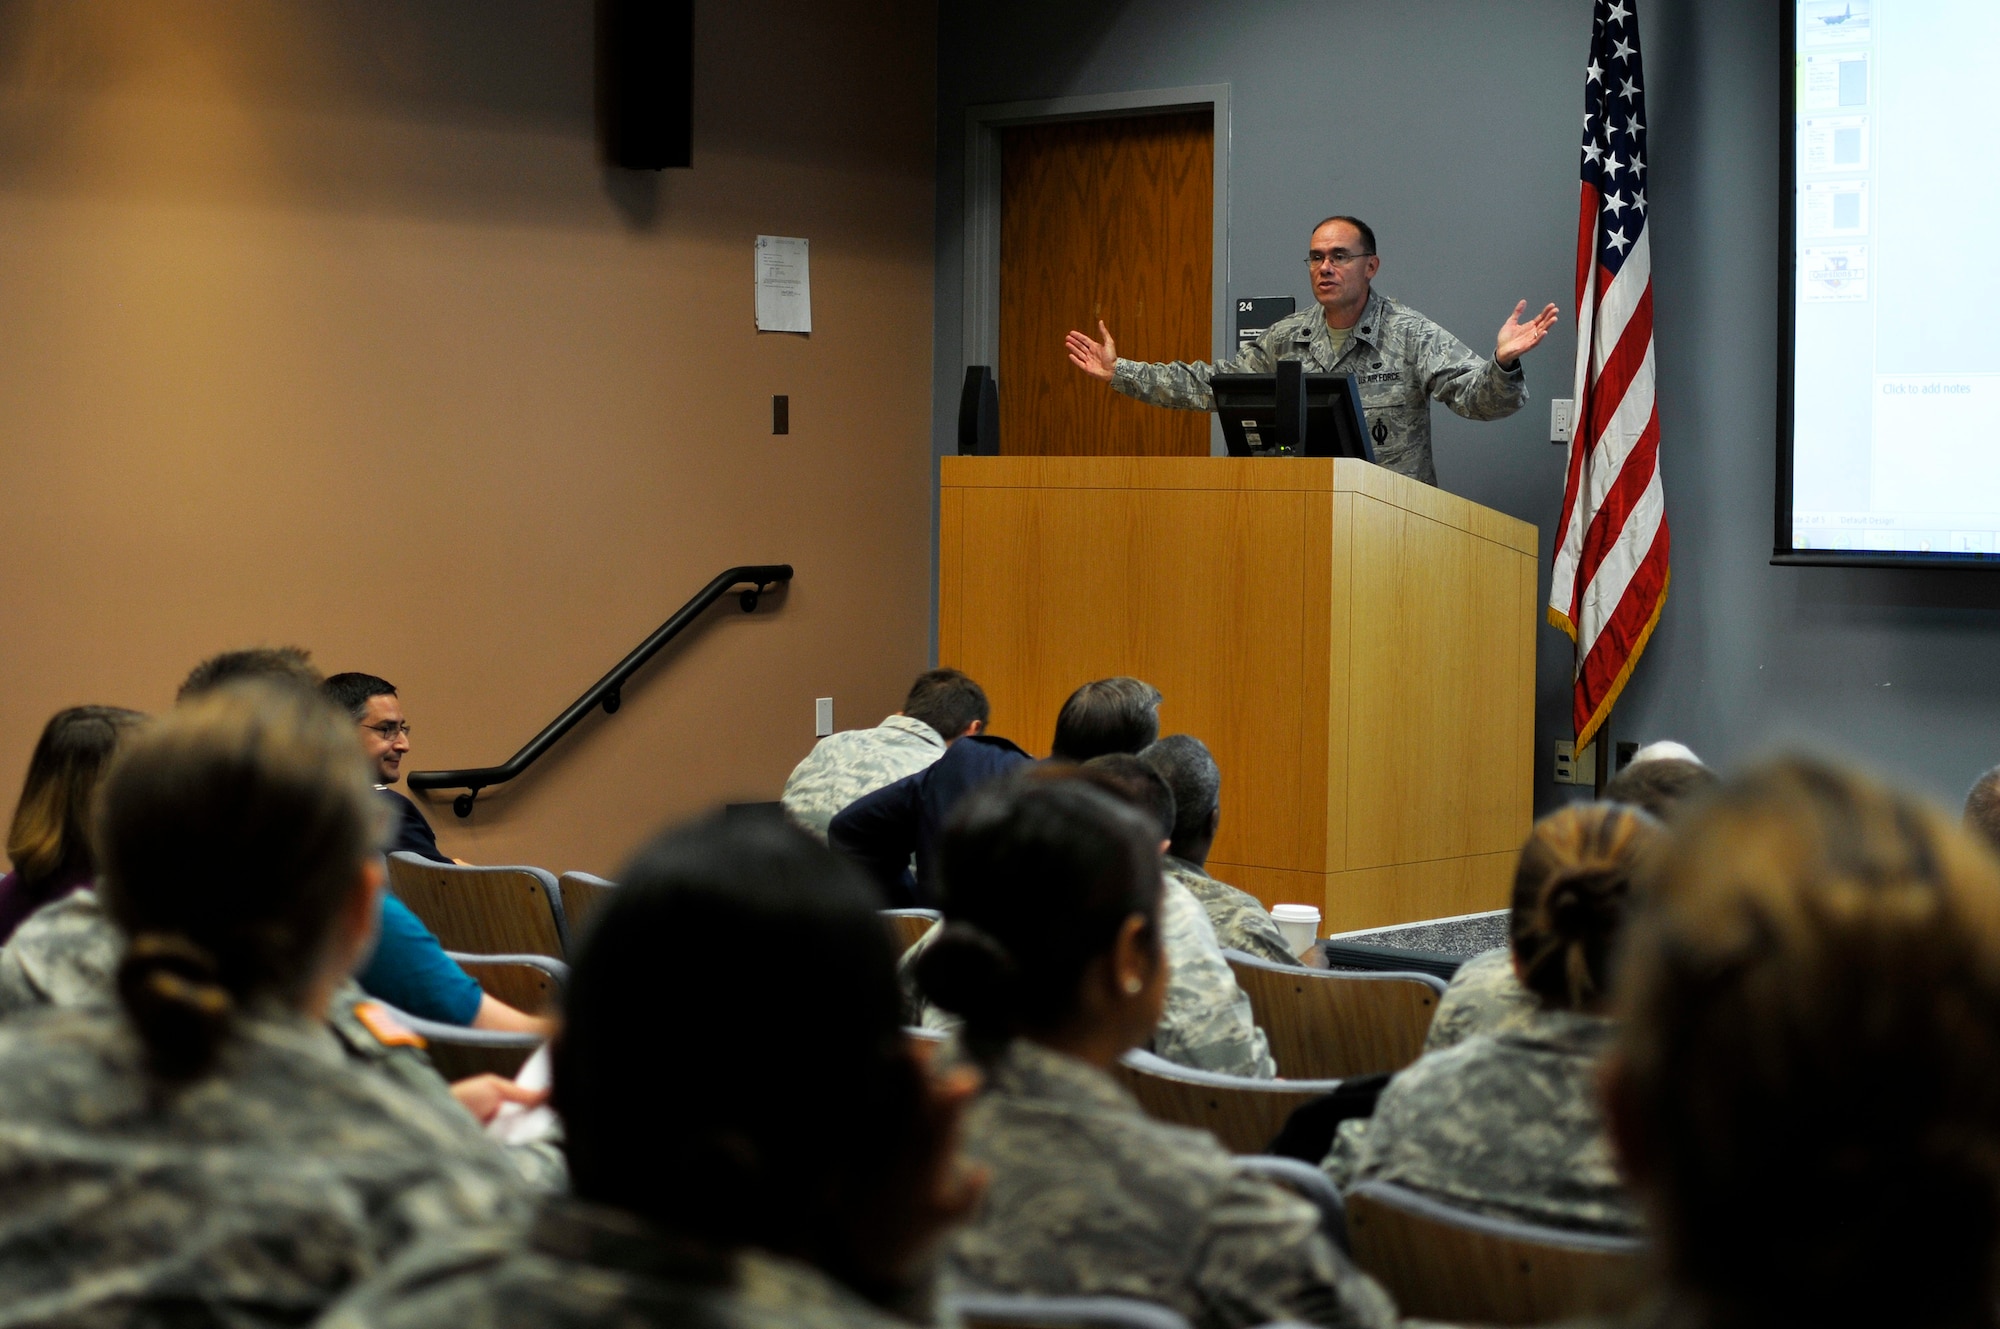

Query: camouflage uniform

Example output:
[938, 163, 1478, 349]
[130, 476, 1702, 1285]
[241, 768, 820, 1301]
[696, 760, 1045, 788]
[322, 1198, 924, 1329]
[1323, 1009, 1639, 1236]
[0, 888, 113, 1013]
[1166, 856, 1302, 969]
[947, 1036, 1398, 1329]
[1423, 945, 1541, 1052]
[0, 1003, 532, 1327]
[0, 889, 567, 1191]
[781, 715, 946, 842]
[908, 876, 1276, 1080]
[1111, 289, 1529, 485]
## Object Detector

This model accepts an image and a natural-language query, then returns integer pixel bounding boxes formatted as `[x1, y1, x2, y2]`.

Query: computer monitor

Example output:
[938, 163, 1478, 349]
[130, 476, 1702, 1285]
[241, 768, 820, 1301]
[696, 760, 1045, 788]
[1211, 365, 1376, 462]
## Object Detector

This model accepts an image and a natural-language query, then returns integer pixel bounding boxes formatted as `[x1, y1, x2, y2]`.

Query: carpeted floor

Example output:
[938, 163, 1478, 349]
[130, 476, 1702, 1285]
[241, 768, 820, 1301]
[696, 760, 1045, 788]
[1328, 910, 1507, 958]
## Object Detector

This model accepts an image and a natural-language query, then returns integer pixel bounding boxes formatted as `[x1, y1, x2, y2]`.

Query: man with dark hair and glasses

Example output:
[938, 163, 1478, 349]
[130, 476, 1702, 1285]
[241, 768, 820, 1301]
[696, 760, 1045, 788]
[1065, 215, 1559, 487]
[323, 672, 453, 866]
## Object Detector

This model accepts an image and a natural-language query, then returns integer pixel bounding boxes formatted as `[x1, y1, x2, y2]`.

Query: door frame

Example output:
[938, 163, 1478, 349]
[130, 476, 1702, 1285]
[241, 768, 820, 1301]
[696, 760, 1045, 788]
[962, 85, 1231, 454]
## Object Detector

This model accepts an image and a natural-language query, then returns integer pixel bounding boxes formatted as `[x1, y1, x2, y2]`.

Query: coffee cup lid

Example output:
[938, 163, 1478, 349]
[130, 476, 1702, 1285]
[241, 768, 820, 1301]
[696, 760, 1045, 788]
[1271, 903, 1321, 922]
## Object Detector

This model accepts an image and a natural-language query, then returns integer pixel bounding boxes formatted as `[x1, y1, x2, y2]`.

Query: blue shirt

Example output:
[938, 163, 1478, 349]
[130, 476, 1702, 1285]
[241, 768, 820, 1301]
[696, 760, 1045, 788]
[356, 892, 484, 1026]
[829, 734, 1034, 906]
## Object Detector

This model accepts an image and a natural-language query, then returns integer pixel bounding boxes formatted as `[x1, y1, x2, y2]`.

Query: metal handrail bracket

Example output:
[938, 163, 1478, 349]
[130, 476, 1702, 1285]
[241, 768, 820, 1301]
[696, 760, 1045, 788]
[407, 563, 792, 816]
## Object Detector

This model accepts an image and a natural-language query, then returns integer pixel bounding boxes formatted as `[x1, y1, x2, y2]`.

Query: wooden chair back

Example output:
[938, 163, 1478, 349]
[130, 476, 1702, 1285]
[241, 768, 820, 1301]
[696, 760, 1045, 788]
[388, 852, 568, 959]
[882, 907, 942, 953]
[1113, 1049, 1341, 1154]
[1225, 950, 1444, 1079]
[556, 871, 618, 937]
[1345, 1180, 1645, 1325]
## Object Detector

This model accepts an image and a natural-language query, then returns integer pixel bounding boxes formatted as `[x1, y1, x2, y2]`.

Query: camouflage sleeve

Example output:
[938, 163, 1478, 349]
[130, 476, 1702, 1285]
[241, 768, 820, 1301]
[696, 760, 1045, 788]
[1109, 334, 1277, 412]
[1423, 947, 1534, 1053]
[1190, 1171, 1399, 1328]
[1154, 879, 1277, 1080]
[0, 944, 44, 1018]
[1320, 1115, 1371, 1192]
[1218, 902, 1307, 970]
[1411, 318, 1529, 422]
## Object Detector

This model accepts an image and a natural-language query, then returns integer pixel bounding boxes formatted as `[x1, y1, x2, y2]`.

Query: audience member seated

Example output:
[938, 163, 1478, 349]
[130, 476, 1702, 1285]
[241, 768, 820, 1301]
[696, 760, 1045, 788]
[1602, 745, 1718, 823]
[181, 648, 543, 1032]
[831, 675, 1165, 905]
[0, 680, 532, 1322]
[1141, 733, 1300, 967]
[1607, 756, 2000, 1329]
[322, 815, 985, 1329]
[0, 704, 145, 946]
[1078, 755, 1275, 1078]
[1427, 744, 1712, 1055]
[322, 672, 456, 864]
[1050, 676, 1163, 762]
[902, 756, 1278, 1081]
[918, 776, 1394, 1329]
[1963, 761, 2000, 853]
[1323, 802, 1661, 1235]
[783, 667, 990, 841]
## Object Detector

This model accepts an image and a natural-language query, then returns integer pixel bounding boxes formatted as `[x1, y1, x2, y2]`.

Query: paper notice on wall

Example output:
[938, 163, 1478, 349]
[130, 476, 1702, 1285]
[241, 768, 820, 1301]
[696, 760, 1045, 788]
[755, 235, 811, 333]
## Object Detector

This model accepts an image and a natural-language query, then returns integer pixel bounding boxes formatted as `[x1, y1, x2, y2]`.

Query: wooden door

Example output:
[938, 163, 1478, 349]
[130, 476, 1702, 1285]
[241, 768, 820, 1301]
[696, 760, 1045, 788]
[998, 111, 1213, 456]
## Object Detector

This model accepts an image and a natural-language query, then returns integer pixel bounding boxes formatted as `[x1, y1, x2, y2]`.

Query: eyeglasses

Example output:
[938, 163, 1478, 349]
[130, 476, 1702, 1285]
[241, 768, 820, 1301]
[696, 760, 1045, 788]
[1305, 250, 1375, 268]
[362, 721, 412, 741]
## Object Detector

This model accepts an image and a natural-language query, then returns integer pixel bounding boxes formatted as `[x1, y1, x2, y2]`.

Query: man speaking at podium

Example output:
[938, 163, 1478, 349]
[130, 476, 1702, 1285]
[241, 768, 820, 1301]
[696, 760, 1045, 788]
[1065, 215, 1560, 486]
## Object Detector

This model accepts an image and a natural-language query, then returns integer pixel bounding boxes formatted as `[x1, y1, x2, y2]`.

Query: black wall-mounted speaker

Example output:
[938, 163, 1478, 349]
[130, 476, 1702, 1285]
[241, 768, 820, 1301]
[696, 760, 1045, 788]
[959, 366, 999, 456]
[597, 0, 693, 170]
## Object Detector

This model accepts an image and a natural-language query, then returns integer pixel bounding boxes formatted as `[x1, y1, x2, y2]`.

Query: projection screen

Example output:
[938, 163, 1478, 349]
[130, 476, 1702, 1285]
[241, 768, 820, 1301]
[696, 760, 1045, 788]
[1779, 0, 2000, 567]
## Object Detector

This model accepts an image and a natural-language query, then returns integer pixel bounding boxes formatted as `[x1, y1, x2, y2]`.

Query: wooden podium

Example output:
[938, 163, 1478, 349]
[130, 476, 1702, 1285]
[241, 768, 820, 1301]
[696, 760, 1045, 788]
[938, 456, 1538, 932]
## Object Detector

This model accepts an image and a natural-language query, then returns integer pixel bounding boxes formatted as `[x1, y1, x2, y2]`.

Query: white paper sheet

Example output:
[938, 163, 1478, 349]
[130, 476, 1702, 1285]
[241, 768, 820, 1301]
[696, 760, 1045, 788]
[485, 1042, 559, 1146]
[755, 235, 812, 333]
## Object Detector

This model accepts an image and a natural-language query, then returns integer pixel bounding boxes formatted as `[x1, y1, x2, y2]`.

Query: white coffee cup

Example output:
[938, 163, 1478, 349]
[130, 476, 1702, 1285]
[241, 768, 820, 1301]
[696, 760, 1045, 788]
[1271, 903, 1322, 957]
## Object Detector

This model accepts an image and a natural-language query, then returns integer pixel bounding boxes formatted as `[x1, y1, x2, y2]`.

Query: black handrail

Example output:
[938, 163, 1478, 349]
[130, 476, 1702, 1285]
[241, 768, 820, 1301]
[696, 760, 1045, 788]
[408, 564, 793, 817]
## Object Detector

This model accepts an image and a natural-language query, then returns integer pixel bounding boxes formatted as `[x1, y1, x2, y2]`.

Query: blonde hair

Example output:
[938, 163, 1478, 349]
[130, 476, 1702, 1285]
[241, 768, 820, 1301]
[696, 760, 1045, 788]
[1616, 757, 2000, 1328]
[97, 680, 386, 1083]
[1508, 801, 1663, 1012]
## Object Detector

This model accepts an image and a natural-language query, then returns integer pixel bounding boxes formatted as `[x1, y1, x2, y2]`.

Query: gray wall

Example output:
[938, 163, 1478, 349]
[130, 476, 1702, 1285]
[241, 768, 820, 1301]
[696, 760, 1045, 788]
[934, 0, 2000, 811]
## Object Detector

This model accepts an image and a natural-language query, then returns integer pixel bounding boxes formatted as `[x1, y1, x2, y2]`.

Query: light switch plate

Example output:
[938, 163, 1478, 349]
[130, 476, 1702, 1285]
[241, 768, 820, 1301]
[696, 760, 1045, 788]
[1554, 739, 1597, 785]
[814, 697, 834, 738]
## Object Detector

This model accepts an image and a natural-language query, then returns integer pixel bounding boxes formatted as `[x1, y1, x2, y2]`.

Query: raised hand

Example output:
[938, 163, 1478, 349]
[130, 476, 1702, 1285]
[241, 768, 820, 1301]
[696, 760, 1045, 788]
[1064, 320, 1118, 382]
[1496, 300, 1561, 367]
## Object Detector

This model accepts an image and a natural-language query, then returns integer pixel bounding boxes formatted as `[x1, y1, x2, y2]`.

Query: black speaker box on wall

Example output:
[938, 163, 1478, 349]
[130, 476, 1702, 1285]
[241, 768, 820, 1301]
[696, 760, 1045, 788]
[959, 367, 999, 456]
[597, 0, 694, 170]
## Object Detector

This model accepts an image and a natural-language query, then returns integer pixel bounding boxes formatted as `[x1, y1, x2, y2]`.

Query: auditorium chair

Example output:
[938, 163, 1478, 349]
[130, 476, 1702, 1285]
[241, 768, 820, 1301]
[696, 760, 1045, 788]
[555, 870, 618, 937]
[881, 907, 942, 953]
[367, 1000, 545, 1081]
[387, 851, 570, 959]
[446, 951, 567, 1021]
[1343, 1179, 1645, 1325]
[946, 1293, 1192, 1329]
[1221, 949, 1445, 1079]
[1114, 1049, 1343, 1154]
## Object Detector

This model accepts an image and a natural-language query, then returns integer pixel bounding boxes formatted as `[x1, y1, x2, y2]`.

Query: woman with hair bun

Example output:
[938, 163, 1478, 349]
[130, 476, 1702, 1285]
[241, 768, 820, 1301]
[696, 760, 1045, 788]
[1322, 801, 1663, 1235]
[0, 680, 528, 1325]
[921, 775, 1397, 1329]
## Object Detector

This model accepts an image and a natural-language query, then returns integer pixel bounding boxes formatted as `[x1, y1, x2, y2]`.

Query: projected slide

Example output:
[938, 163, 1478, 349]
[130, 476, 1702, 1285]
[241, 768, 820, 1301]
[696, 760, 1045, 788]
[1787, 0, 2000, 559]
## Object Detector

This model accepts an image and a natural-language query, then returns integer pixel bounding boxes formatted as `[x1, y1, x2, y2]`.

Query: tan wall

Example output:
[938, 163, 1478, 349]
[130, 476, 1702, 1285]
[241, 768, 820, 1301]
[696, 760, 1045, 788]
[0, 1, 937, 875]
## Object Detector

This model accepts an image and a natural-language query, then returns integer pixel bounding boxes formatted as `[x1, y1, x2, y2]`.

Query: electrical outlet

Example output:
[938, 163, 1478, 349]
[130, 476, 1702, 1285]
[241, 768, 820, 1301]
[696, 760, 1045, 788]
[1554, 740, 1598, 785]
[814, 697, 834, 737]
[1551, 397, 1576, 444]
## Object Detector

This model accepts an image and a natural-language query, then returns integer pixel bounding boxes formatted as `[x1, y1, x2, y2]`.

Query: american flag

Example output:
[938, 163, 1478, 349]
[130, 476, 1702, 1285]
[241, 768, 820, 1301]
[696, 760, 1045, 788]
[1548, 0, 1670, 756]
